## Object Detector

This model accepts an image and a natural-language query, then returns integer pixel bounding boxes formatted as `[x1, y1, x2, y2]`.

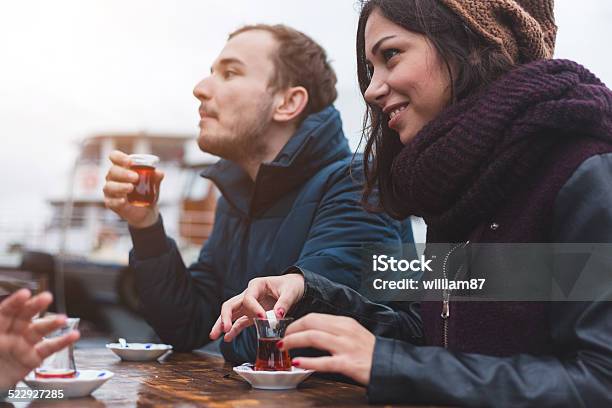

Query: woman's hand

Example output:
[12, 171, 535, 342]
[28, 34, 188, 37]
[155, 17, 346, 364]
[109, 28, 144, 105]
[0, 289, 81, 391]
[278, 313, 375, 386]
[209, 273, 305, 342]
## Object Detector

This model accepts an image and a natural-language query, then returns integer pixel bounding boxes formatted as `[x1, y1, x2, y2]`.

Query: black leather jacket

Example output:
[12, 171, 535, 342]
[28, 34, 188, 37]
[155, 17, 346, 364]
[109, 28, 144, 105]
[287, 153, 612, 407]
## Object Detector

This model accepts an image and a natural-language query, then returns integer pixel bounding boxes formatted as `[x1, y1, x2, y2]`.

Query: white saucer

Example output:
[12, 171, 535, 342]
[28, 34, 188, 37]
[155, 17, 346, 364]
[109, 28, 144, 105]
[24, 370, 114, 398]
[232, 363, 314, 390]
[106, 342, 172, 361]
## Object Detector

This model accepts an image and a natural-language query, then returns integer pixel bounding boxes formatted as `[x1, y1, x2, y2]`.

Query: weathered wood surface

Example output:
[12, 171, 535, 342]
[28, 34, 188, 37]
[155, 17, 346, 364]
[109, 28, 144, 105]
[21, 348, 378, 407]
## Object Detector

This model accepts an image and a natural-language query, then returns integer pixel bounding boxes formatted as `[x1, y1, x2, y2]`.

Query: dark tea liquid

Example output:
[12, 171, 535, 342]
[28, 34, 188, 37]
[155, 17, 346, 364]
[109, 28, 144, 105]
[128, 165, 156, 207]
[254, 338, 291, 371]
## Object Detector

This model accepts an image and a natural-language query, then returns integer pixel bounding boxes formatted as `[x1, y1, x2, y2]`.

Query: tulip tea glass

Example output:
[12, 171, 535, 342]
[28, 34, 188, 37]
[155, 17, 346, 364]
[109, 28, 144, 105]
[35, 318, 79, 379]
[253, 317, 293, 371]
[127, 154, 160, 207]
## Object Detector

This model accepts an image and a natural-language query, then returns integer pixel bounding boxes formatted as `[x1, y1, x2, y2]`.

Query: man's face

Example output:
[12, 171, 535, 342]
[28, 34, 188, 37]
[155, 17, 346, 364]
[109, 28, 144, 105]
[194, 30, 279, 162]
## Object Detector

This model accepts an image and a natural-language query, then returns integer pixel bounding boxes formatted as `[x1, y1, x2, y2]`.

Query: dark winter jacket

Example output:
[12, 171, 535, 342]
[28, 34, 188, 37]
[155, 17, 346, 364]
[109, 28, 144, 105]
[128, 106, 413, 361]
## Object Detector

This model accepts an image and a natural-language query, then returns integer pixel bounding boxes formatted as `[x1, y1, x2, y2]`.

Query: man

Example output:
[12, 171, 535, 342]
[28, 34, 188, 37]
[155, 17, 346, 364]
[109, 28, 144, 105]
[1, 290, 80, 396]
[103, 24, 412, 362]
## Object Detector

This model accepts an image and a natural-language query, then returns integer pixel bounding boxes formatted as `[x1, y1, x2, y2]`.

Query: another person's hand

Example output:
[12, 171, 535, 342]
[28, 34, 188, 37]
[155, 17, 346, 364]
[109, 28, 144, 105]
[102, 150, 164, 229]
[279, 313, 375, 385]
[209, 274, 305, 342]
[0, 289, 81, 391]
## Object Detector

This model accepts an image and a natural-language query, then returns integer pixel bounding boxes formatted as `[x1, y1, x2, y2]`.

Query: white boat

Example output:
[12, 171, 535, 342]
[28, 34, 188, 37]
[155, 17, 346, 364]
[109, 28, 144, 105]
[41, 132, 219, 265]
[1, 132, 220, 342]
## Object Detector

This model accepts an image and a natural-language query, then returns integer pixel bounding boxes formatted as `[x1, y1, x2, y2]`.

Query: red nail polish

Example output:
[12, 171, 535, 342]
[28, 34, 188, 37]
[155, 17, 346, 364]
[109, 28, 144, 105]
[277, 308, 285, 318]
[292, 360, 300, 367]
[276, 341, 283, 349]
[257, 313, 264, 319]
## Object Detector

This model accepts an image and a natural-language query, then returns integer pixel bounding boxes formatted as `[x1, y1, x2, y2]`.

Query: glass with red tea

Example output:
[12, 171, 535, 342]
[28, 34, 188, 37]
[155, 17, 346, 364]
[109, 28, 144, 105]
[253, 317, 293, 371]
[35, 318, 79, 379]
[127, 154, 160, 207]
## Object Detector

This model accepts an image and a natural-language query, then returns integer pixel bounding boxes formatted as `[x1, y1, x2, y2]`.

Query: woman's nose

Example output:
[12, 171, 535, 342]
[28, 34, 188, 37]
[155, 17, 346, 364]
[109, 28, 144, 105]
[364, 74, 389, 108]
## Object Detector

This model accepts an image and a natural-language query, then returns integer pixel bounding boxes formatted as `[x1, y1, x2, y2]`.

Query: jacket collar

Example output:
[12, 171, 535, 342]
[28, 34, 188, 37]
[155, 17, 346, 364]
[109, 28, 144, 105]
[201, 105, 350, 216]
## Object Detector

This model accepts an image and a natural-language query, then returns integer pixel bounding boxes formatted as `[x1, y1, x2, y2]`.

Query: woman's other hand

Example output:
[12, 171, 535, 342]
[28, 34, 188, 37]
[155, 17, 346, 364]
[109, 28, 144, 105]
[279, 313, 375, 385]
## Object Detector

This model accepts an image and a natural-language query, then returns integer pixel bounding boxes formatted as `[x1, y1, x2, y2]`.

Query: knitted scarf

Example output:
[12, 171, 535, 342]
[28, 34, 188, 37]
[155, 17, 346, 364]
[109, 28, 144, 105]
[390, 59, 612, 240]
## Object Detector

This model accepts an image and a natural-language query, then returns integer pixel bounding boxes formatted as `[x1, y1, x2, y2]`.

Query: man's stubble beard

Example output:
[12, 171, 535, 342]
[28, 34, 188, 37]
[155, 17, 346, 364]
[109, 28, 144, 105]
[198, 97, 275, 164]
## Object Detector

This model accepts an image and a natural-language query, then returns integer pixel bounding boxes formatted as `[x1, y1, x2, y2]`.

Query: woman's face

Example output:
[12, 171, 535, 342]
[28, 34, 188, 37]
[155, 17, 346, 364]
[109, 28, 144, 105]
[363, 9, 452, 145]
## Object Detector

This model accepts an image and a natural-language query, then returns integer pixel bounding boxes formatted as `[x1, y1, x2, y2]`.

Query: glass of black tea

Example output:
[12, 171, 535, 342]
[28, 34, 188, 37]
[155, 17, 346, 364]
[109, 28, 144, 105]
[127, 154, 160, 207]
[253, 317, 293, 371]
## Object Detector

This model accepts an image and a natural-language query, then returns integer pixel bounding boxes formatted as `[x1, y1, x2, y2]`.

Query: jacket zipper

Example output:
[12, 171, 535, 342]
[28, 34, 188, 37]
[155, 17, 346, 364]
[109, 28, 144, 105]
[442, 291, 450, 348]
[441, 241, 469, 349]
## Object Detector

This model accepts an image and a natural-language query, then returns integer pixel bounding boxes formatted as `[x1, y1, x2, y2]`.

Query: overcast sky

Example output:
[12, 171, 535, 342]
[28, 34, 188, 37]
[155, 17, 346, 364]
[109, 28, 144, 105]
[1, 0, 611, 226]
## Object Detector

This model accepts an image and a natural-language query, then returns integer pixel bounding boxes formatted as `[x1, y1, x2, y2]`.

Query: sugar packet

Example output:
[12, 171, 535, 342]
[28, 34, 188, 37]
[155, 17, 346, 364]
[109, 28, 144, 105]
[265, 310, 278, 329]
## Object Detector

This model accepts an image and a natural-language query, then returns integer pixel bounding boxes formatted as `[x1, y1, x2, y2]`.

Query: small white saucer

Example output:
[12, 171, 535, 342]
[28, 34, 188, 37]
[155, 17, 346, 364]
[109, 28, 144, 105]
[24, 370, 114, 398]
[106, 342, 172, 361]
[232, 363, 314, 390]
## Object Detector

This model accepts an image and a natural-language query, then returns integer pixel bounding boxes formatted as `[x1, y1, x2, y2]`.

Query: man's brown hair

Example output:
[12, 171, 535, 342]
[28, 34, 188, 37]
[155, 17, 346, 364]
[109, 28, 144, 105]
[229, 24, 338, 122]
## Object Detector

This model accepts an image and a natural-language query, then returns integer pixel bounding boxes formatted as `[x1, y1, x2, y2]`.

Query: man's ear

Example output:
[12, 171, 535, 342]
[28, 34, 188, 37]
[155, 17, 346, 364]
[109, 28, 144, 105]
[272, 86, 309, 123]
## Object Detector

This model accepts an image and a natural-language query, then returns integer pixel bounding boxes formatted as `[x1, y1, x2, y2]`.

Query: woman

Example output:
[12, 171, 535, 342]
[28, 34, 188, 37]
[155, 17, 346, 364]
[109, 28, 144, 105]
[210, 0, 612, 406]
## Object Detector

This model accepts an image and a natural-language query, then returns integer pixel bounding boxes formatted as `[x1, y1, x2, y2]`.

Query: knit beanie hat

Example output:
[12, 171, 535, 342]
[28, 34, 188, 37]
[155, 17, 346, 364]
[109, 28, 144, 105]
[439, 0, 557, 63]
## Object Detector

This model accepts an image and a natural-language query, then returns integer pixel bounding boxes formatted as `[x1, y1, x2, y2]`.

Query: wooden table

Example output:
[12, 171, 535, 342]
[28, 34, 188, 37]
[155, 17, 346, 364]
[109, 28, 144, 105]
[20, 348, 376, 407]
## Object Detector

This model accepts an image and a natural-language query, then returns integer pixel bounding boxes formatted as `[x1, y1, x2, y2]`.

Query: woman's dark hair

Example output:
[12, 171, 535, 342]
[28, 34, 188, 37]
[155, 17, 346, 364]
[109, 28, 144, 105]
[357, 0, 515, 218]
